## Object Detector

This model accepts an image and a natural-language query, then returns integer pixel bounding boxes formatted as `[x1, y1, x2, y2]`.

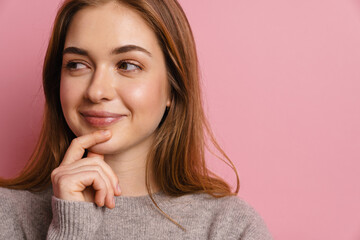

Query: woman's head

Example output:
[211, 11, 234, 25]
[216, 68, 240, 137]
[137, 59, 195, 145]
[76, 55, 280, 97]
[43, 0, 201, 165]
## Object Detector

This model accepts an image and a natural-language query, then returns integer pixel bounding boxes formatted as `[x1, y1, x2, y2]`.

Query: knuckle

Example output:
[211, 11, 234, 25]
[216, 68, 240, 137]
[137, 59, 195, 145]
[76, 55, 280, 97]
[51, 166, 64, 177]
[111, 175, 119, 186]
[50, 169, 57, 180]
[51, 167, 62, 183]
[93, 165, 102, 172]
[91, 170, 102, 180]
[112, 175, 119, 184]
[71, 138, 80, 146]
[108, 188, 114, 196]
[92, 158, 102, 166]
[57, 174, 70, 186]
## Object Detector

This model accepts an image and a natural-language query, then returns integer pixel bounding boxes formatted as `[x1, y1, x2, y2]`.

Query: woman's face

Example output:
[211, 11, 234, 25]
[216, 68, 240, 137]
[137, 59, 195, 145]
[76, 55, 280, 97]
[60, 2, 171, 155]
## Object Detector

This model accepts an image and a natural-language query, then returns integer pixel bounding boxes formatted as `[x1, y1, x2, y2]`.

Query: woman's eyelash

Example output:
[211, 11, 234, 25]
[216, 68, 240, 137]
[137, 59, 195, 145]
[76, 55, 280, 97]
[64, 61, 87, 70]
[117, 61, 142, 71]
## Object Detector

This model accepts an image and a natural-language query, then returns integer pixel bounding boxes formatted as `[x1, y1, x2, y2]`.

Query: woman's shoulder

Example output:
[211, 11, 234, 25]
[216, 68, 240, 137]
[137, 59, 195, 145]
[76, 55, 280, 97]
[197, 193, 264, 219]
[160, 193, 273, 239]
[210, 194, 264, 220]
[0, 185, 53, 217]
[0, 186, 29, 206]
[0, 185, 53, 204]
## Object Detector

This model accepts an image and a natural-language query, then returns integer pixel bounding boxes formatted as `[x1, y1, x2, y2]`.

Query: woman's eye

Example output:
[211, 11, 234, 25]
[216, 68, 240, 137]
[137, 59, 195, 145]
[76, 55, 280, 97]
[65, 61, 87, 70]
[117, 61, 141, 72]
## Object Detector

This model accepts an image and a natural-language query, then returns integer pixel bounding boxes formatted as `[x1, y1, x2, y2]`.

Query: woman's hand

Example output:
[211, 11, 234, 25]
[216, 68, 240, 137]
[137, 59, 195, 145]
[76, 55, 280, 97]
[51, 130, 121, 209]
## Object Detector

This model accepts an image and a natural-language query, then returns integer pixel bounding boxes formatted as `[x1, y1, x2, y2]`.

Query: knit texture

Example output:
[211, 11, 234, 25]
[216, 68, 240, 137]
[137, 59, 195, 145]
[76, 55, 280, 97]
[0, 186, 272, 239]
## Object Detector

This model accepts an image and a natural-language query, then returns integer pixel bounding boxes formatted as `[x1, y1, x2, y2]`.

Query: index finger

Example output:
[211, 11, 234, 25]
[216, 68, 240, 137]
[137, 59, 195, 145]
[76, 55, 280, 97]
[61, 130, 111, 166]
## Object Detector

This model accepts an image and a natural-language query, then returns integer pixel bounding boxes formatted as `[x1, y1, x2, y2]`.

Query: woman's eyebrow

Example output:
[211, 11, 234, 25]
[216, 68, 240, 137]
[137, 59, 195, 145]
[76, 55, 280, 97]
[62, 45, 152, 57]
[63, 46, 88, 56]
[111, 45, 152, 57]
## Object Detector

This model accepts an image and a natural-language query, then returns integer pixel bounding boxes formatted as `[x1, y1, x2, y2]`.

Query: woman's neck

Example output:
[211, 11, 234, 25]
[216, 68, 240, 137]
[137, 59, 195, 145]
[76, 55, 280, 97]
[103, 145, 158, 197]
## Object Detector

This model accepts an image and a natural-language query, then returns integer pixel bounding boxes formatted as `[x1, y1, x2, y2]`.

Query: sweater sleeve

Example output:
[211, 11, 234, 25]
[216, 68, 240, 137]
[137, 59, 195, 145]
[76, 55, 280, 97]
[47, 196, 104, 240]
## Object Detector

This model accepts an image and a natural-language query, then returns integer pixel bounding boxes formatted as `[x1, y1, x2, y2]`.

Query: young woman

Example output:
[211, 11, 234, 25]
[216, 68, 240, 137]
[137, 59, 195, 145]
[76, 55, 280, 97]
[0, 0, 272, 239]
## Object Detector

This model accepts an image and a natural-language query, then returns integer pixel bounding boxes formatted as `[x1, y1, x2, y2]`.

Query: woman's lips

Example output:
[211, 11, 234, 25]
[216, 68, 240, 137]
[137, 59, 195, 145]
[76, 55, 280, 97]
[80, 111, 125, 127]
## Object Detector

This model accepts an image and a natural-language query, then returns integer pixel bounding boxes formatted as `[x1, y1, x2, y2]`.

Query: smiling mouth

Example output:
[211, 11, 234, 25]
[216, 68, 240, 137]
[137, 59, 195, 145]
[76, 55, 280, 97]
[80, 111, 126, 127]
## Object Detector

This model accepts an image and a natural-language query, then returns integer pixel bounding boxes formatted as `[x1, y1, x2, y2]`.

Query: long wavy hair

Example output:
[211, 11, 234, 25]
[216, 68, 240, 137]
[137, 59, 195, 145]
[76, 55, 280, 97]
[0, 0, 239, 227]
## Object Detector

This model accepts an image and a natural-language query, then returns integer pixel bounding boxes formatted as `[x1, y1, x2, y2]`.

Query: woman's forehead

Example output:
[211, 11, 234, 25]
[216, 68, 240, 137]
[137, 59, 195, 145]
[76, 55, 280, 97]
[64, 2, 159, 56]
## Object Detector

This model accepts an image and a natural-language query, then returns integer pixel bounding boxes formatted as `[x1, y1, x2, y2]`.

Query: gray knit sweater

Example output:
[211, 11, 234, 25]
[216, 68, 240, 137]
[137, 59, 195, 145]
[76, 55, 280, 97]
[0, 186, 272, 239]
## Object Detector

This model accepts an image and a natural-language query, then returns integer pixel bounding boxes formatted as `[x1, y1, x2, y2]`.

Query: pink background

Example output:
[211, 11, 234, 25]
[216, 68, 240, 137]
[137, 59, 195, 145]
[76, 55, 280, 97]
[1, 0, 360, 239]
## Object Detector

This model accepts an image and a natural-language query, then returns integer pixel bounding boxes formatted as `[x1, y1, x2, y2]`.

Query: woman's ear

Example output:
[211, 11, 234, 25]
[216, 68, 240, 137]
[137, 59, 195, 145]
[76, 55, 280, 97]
[166, 99, 171, 107]
[166, 93, 172, 107]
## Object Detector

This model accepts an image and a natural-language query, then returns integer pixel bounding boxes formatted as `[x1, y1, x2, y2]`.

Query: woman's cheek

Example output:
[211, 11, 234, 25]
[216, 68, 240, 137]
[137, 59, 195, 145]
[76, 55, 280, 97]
[132, 79, 165, 107]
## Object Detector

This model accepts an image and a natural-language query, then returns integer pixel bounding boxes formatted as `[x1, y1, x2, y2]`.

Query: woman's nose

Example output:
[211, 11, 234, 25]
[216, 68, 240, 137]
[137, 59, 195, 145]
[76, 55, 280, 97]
[85, 66, 116, 103]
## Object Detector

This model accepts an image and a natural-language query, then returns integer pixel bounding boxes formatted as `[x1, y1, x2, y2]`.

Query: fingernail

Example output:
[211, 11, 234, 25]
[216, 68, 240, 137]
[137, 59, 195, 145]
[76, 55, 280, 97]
[101, 130, 110, 136]
[112, 197, 115, 206]
[117, 184, 121, 194]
